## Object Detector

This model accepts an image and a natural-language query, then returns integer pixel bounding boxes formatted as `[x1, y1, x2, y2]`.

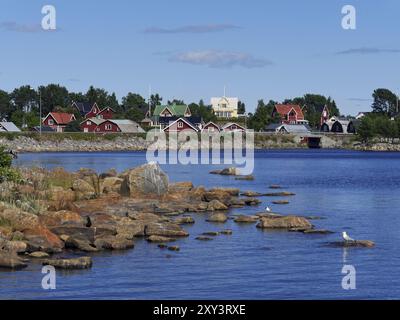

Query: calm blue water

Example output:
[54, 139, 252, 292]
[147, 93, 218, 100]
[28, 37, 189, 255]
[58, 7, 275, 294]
[2, 149, 400, 299]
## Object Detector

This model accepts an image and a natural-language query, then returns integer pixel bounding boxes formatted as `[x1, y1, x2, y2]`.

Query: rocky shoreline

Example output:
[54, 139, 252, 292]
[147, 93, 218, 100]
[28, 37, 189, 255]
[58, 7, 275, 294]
[0, 133, 373, 153]
[0, 163, 375, 270]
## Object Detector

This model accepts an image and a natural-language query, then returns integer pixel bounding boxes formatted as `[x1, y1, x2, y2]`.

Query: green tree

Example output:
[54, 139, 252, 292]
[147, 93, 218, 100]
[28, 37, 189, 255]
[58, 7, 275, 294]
[0, 90, 11, 120]
[372, 88, 397, 115]
[238, 101, 246, 114]
[65, 120, 81, 132]
[10, 85, 38, 113]
[86, 86, 110, 107]
[38, 84, 70, 115]
[122, 92, 148, 120]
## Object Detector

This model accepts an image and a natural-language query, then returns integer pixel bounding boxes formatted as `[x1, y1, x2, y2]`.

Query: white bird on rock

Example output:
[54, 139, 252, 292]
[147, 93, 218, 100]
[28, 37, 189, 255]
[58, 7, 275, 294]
[265, 207, 272, 212]
[342, 231, 354, 242]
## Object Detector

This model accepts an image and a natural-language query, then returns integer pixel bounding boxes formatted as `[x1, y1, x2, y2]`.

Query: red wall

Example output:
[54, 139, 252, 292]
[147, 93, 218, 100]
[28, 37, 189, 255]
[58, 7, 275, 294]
[81, 119, 98, 132]
[98, 108, 114, 119]
[95, 121, 120, 133]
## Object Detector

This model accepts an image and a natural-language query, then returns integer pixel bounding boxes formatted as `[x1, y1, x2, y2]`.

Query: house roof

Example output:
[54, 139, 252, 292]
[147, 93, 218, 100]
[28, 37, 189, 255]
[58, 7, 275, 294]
[73, 102, 94, 115]
[48, 112, 75, 125]
[80, 117, 106, 125]
[221, 122, 246, 130]
[274, 104, 305, 119]
[107, 119, 145, 133]
[265, 123, 282, 131]
[158, 116, 202, 125]
[0, 122, 21, 132]
[153, 104, 189, 117]
[278, 124, 311, 134]
[203, 121, 220, 129]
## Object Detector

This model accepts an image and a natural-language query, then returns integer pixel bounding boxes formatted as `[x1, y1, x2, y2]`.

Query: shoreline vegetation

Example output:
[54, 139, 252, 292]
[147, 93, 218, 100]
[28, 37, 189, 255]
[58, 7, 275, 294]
[1, 131, 397, 152]
[0, 160, 374, 270]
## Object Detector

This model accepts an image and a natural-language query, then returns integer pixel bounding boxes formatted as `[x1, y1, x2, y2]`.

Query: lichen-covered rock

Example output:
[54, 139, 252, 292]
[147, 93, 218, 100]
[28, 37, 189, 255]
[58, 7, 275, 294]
[174, 216, 195, 225]
[120, 163, 169, 197]
[257, 216, 312, 230]
[39, 210, 85, 227]
[23, 226, 64, 253]
[144, 222, 189, 237]
[234, 215, 259, 223]
[101, 177, 123, 194]
[0, 252, 27, 269]
[94, 236, 134, 250]
[146, 235, 176, 243]
[72, 179, 96, 200]
[207, 200, 228, 211]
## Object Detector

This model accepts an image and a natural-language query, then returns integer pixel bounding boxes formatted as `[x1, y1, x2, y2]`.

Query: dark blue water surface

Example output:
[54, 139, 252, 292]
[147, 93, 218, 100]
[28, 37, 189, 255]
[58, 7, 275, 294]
[2, 149, 400, 299]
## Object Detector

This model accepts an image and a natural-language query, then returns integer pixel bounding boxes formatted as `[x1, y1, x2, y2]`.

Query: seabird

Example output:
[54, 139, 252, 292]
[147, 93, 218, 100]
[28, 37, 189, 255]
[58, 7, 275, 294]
[342, 231, 354, 242]
[265, 207, 272, 212]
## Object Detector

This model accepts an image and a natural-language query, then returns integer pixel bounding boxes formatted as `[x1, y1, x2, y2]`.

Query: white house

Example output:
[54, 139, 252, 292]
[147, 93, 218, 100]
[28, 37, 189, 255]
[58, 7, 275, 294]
[211, 97, 239, 119]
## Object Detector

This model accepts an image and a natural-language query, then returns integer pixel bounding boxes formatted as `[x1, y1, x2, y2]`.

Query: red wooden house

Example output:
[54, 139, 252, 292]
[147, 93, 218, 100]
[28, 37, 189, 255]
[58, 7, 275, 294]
[201, 121, 220, 133]
[272, 104, 305, 124]
[42, 112, 76, 132]
[80, 118, 104, 133]
[163, 118, 199, 133]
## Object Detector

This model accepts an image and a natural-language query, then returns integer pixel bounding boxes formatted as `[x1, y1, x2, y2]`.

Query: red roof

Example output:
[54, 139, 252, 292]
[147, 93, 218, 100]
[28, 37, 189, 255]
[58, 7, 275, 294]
[49, 112, 75, 125]
[274, 104, 304, 120]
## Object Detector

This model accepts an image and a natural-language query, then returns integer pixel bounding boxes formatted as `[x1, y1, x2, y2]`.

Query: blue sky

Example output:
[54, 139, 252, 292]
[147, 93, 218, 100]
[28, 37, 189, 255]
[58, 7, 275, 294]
[0, 0, 399, 115]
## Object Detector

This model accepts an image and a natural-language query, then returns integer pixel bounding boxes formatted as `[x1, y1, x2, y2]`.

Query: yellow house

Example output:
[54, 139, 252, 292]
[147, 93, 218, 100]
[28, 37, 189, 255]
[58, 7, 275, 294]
[211, 96, 239, 119]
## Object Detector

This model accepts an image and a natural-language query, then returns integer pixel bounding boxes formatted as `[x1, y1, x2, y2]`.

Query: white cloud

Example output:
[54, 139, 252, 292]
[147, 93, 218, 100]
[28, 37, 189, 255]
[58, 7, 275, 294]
[169, 50, 272, 69]
[144, 24, 240, 34]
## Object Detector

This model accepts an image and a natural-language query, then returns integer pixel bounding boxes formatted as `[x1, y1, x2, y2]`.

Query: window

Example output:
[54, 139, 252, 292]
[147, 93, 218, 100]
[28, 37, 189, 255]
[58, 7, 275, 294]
[48, 119, 54, 125]
[105, 124, 112, 130]
[87, 121, 91, 125]
[178, 121, 184, 128]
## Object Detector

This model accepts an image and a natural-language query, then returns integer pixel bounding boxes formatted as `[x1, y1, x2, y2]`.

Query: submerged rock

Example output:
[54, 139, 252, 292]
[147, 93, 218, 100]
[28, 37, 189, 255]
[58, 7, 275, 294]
[144, 222, 189, 237]
[146, 235, 176, 243]
[328, 240, 375, 248]
[272, 200, 290, 205]
[264, 192, 296, 197]
[257, 216, 312, 230]
[43, 256, 93, 269]
[240, 191, 264, 197]
[202, 232, 219, 236]
[234, 215, 259, 223]
[174, 216, 195, 225]
[167, 246, 180, 252]
[196, 236, 213, 241]
[235, 175, 255, 181]
[303, 229, 334, 235]
[220, 229, 233, 235]
[206, 213, 228, 223]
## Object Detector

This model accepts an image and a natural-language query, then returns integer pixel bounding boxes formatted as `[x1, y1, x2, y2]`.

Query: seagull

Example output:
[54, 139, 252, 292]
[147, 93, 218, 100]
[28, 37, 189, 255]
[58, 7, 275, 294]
[265, 207, 272, 212]
[342, 231, 355, 242]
